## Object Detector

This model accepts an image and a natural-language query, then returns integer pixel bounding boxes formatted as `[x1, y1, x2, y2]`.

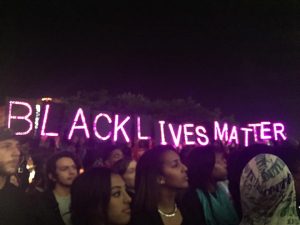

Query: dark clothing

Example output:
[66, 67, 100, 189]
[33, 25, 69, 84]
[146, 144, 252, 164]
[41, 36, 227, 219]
[181, 189, 207, 225]
[130, 201, 206, 225]
[31, 190, 65, 225]
[0, 182, 32, 225]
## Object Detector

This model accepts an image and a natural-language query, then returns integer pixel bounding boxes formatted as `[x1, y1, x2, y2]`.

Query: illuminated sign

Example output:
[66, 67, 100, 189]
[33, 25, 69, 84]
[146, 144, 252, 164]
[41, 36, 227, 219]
[5, 100, 287, 147]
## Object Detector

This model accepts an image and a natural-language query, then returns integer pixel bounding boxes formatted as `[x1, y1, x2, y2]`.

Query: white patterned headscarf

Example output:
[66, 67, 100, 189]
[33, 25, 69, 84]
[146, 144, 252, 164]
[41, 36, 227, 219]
[239, 153, 300, 225]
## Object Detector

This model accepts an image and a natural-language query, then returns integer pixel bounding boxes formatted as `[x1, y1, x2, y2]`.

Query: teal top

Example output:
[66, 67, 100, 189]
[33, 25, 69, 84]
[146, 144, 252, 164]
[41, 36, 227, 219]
[196, 183, 239, 225]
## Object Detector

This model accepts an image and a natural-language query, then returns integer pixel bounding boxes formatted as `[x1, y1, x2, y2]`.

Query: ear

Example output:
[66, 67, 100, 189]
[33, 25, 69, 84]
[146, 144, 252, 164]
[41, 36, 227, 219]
[157, 176, 165, 185]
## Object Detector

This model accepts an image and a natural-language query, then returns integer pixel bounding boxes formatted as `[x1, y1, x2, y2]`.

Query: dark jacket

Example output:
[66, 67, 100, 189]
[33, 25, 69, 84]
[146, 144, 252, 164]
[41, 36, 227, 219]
[0, 182, 32, 225]
[130, 201, 206, 225]
[181, 189, 207, 225]
[31, 190, 65, 225]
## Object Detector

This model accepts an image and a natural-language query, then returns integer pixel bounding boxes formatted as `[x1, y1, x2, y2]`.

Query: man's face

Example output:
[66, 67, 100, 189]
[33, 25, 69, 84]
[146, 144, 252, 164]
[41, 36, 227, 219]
[53, 157, 78, 187]
[0, 139, 20, 176]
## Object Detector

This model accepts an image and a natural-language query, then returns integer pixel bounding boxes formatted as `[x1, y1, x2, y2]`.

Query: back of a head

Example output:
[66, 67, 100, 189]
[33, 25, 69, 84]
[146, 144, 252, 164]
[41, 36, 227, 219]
[71, 167, 111, 225]
[239, 153, 300, 225]
[227, 144, 272, 218]
[187, 145, 220, 190]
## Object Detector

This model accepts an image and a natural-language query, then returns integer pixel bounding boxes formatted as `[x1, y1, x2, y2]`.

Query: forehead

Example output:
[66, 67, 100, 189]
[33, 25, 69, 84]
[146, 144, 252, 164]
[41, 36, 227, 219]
[112, 149, 123, 154]
[56, 157, 75, 167]
[0, 139, 19, 146]
[111, 174, 125, 186]
[162, 151, 180, 163]
[128, 160, 137, 168]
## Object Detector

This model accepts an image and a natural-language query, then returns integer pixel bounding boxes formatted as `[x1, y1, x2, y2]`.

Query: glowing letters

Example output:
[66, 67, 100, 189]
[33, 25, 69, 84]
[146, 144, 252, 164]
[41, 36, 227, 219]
[113, 115, 130, 143]
[240, 127, 252, 147]
[214, 121, 229, 142]
[68, 108, 90, 140]
[195, 126, 209, 146]
[8, 101, 33, 135]
[183, 124, 196, 145]
[158, 121, 167, 145]
[137, 116, 151, 141]
[168, 124, 183, 147]
[40, 104, 59, 137]
[5, 100, 289, 147]
[273, 123, 287, 141]
[93, 113, 112, 141]
[228, 126, 239, 144]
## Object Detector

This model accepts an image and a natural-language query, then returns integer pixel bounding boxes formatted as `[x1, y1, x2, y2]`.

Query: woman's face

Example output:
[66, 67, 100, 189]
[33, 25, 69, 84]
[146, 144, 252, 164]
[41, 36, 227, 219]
[212, 152, 227, 181]
[122, 160, 137, 190]
[107, 174, 132, 225]
[106, 149, 124, 168]
[160, 151, 189, 189]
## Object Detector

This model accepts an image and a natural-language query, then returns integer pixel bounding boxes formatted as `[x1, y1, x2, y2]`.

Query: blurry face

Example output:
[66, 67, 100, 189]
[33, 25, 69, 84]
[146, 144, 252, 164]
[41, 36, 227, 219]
[53, 157, 78, 187]
[107, 149, 124, 168]
[212, 152, 227, 181]
[122, 160, 137, 189]
[0, 139, 20, 176]
[160, 151, 189, 189]
[108, 174, 132, 225]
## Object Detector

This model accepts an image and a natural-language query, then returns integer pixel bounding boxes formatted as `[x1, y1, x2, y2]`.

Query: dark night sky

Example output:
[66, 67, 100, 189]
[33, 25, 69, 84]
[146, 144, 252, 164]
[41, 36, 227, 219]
[1, 1, 300, 138]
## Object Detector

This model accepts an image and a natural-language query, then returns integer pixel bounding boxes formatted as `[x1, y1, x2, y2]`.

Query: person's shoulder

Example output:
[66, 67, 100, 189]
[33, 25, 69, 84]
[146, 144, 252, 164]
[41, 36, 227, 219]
[180, 189, 206, 225]
[130, 210, 162, 225]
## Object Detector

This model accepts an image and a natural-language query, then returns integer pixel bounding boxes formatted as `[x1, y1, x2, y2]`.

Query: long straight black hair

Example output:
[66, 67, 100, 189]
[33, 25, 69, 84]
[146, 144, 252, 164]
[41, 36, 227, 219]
[187, 145, 224, 191]
[70, 167, 112, 225]
[133, 145, 176, 213]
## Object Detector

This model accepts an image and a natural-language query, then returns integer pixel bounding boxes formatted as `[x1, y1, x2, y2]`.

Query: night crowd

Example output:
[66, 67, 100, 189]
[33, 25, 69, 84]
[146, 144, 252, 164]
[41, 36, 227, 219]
[1, 127, 300, 225]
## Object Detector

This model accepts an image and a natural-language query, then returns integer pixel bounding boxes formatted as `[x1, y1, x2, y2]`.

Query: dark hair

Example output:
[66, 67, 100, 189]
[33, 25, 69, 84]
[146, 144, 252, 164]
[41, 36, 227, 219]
[71, 167, 112, 225]
[111, 157, 132, 176]
[187, 145, 225, 190]
[46, 151, 81, 190]
[133, 145, 175, 213]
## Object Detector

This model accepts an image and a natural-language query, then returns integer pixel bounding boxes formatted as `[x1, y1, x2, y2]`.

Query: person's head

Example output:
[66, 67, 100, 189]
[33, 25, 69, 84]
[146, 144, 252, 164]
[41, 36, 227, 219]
[227, 144, 272, 218]
[239, 154, 300, 225]
[187, 145, 227, 191]
[134, 145, 188, 213]
[0, 128, 20, 177]
[103, 145, 125, 168]
[112, 158, 137, 191]
[46, 151, 80, 190]
[71, 167, 131, 225]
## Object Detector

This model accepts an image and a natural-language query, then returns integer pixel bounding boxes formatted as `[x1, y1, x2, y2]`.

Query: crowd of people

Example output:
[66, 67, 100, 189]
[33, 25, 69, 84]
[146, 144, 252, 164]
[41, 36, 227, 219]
[1, 126, 300, 225]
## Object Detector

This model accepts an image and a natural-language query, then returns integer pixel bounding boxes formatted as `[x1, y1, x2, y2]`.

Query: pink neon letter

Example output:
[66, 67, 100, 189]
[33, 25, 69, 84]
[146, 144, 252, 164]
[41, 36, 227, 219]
[260, 121, 272, 140]
[248, 123, 261, 142]
[195, 126, 209, 146]
[214, 121, 229, 141]
[93, 113, 112, 141]
[273, 123, 287, 141]
[240, 127, 252, 147]
[183, 123, 195, 145]
[68, 108, 90, 140]
[158, 121, 167, 145]
[228, 126, 239, 144]
[137, 116, 151, 140]
[40, 104, 59, 137]
[113, 115, 130, 143]
[8, 101, 33, 135]
[168, 124, 183, 147]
